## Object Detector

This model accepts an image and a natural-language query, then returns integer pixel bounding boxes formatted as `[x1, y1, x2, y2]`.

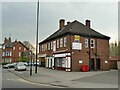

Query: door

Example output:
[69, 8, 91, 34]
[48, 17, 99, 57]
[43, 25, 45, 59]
[96, 58, 100, 70]
[90, 58, 94, 71]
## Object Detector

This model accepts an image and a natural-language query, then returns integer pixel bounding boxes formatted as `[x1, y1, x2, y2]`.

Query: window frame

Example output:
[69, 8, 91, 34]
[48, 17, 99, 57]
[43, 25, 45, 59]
[90, 39, 95, 48]
[64, 37, 66, 47]
[60, 38, 63, 48]
[85, 39, 88, 48]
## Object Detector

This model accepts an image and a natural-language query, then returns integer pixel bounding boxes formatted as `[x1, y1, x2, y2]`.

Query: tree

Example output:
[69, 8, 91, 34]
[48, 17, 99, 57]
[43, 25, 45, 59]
[18, 56, 30, 62]
[23, 41, 35, 53]
[109, 41, 119, 56]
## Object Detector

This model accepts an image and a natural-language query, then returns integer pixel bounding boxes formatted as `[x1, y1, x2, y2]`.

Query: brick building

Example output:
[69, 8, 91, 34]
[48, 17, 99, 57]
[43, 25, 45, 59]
[2, 37, 29, 63]
[39, 19, 110, 72]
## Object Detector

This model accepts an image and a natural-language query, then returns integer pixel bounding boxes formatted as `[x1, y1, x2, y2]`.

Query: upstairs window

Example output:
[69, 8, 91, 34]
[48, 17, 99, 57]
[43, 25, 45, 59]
[85, 39, 88, 48]
[91, 39, 95, 48]
[64, 37, 66, 47]
[42, 45, 43, 51]
[19, 52, 21, 57]
[60, 38, 63, 47]
[13, 47, 15, 50]
[51, 42, 53, 50]
[24, 48, 26, 51]
[19, 47, 21, 50]
[57, 39, 59, 48]
[48, 43, 50, 50]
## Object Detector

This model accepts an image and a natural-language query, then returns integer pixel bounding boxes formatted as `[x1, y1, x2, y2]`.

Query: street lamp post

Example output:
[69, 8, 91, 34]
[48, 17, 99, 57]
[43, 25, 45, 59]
[35, 0, 39, 73]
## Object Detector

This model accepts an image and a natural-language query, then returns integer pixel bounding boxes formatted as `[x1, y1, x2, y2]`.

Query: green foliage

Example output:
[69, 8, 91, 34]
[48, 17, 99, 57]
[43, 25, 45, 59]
[109, 41, 120, 56]
[18, 56, 30, 62]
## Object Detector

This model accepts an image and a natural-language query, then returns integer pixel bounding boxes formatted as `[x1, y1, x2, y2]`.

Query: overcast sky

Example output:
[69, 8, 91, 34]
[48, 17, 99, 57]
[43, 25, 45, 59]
[1, 0, 118, 46]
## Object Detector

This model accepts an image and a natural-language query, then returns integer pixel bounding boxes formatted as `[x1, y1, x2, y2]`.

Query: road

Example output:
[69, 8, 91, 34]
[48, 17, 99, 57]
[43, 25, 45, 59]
[2, 68, 57, 88]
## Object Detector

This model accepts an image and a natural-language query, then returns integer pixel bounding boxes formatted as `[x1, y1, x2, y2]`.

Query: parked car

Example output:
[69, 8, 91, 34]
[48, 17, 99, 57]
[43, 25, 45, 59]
[23, 62, 28, 66]
[14, 62, 27, 71]
[2, 63, 17, 69]
[34, 62, 40, 66]
[28, 62, 34, 66]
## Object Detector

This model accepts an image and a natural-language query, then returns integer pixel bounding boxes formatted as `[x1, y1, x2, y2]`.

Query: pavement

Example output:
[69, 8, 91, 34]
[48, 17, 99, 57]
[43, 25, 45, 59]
[7, 66, 118, 88]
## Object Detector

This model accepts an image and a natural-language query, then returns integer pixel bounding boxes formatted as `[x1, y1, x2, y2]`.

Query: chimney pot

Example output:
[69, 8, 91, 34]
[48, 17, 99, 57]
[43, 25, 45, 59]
[85, 20, 91, 28]
[67, 21, 70, 25]
[59, 19, 65, 30]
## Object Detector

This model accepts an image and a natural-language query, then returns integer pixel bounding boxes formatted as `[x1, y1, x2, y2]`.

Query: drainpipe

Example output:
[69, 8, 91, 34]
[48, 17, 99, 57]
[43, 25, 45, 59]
[88, 33, 91, 71]
[70, 35, 72, 71]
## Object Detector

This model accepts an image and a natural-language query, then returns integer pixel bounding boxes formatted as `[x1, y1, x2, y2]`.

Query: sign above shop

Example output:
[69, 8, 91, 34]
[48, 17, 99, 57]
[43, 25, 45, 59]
[74, 35, 80, 42]
[72, 42, 82, 50]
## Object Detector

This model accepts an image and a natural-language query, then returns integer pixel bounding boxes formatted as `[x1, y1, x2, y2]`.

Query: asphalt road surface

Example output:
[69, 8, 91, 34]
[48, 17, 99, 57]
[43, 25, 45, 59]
[2, 69, 58, 88]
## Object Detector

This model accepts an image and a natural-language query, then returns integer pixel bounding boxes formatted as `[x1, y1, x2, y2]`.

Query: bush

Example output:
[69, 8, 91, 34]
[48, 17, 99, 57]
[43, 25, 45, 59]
[1, 62, 9, 65]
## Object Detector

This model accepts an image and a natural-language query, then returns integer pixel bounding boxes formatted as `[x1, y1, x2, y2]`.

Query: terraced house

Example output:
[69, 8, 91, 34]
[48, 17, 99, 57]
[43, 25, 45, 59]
[39, 19, 110, 72]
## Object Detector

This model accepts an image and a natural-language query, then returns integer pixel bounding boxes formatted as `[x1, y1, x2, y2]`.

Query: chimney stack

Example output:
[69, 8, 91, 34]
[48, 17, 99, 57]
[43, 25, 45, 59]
[85, 20, 91, 28]
[59, 19, 65, 30]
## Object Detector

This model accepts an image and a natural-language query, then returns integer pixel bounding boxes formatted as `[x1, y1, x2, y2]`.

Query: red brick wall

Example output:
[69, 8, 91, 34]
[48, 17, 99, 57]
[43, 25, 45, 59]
[39, 35, 110, 71]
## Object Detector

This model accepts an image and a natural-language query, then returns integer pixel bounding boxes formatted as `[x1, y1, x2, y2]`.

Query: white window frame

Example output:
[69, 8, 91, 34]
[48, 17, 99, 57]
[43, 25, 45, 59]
[19, 52, 21, 57]
[60, 38, 63, 47]
[64, 37, 66, 47]
[13, 47, 15, 50]
[42, 45, 43, 51]
[19, 47, 21, 50]
[24, 48, 26, 51]
[2, 52, 5, 56]
[10, 51, 12, 56]
[57, 39, 59, 48]
[90, 39, 95, 48]
[51, 42, 53, 50]
[48, 43, 50, 50]
[85, 39, 88, 48]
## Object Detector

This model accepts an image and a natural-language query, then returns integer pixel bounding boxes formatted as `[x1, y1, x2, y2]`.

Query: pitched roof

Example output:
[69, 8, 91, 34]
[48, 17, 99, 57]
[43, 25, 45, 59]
[39, 20, 110, 44]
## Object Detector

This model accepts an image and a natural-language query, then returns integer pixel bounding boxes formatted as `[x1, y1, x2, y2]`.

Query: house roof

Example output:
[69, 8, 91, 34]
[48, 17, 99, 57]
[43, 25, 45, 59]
[3, 39, 29, 50]
[39, 20, 110, 44]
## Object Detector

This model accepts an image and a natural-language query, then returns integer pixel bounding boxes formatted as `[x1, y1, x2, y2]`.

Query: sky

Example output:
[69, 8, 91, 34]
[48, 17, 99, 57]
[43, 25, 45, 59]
[1, 0, 119, 47]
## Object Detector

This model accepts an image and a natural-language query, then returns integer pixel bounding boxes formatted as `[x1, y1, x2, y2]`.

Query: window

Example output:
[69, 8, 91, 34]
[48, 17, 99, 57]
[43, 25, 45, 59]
[64, 37, 66, 47]
[57, 39, 59, 48]
[10, 51, 12, 56]
[51, 42, 53, 50]
[2, 52, 5, 56]
[48, 43, 50, 50]
[13, 47, 15, 50]
[42, 45, 43, 51]
[19, 47, 21, 50]
[19, 52, 21, 57]
[45, 44, 47, 50]
[24, 48, 26, 51]
[60, 38, 63, 47]
[85, 39, 88, 48]
[91, 39, 95, 48]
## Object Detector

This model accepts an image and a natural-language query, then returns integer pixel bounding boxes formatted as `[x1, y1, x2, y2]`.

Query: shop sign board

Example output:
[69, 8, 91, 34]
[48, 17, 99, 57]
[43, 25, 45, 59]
[72, 42, 82, 50]
[74, 35, 80, 42]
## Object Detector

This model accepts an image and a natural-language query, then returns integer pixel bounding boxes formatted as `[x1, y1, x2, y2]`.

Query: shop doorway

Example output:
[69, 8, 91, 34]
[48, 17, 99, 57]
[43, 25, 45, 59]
[96, 58, 100, 70]
[90, 58, 94, 71]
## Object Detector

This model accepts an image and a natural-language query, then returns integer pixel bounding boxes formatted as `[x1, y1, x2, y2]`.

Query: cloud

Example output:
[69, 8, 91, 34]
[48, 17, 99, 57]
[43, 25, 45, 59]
[2, 1, 118, 45]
